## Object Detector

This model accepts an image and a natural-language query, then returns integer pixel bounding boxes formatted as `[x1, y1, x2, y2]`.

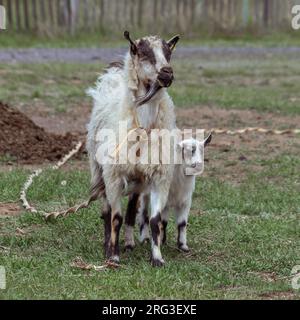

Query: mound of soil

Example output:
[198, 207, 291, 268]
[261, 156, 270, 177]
[0, 102, 81, 164]
[0, 202, 21, 216]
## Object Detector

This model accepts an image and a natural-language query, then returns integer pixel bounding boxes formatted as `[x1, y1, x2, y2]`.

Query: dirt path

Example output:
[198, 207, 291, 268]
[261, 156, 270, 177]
[1, 47, 300, 63]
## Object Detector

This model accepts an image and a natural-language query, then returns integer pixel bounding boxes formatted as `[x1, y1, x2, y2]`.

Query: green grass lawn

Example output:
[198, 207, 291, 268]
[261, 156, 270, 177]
[0, 50, 300, 299]
[1, 55, 300, 115]
[0, 154, 299, 299]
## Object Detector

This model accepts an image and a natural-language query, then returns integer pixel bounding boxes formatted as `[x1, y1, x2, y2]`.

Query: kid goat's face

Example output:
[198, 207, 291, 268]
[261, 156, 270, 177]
[179, 139, 204, 174]
[178, 134, 212, 176]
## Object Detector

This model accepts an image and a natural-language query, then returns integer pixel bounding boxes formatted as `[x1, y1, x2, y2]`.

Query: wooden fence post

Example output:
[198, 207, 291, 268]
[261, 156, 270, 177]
[263, 0, 269, 27]
[40, 0, 47, 34]
[48, 0, 55, 31]
[69, 0, 79, 35]
[254, 0, 260, 27]
[31, 0, 38, 31]
[99, 0, 105, 31]
[137, 0, 144, 29]
[5, 0, 13, 28]
[23, 0, 30, 30]
[242, 0, 249, 26]
[15, 0, 22, 31]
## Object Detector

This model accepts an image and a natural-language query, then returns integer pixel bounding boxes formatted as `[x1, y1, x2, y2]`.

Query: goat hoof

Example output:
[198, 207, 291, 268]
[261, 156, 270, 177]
[140, 237, 150, 244]
[124, 244, 134, 252]
[178, 245, 190, 253]
[150, 257, 165, 267]
[108, 255, 120, 263]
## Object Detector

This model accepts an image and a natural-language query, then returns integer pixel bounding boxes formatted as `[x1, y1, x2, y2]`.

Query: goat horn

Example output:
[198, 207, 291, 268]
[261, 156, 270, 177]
[124, 31, 137, 55]
[124, 31, 136, 46]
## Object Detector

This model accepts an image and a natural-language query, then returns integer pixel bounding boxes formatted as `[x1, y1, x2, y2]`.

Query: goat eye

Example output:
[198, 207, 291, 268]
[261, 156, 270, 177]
[140, 56, 148, 62]
[192, 146, 196, 154]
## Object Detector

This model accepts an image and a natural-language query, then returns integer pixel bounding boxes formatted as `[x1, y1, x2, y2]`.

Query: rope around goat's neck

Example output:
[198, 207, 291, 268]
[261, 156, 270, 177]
[110, 102, 161, 160]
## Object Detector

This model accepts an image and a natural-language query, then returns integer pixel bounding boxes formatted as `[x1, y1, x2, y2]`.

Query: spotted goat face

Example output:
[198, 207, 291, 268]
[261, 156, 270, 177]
[177, 133, 212, 176]
[124, 31, 180, 106]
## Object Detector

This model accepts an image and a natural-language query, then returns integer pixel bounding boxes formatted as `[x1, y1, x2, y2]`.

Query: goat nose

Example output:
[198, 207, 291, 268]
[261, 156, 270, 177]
[160, 66, 173, 75]
[191, 161, 202, 168]
[158, 66, 174, 87]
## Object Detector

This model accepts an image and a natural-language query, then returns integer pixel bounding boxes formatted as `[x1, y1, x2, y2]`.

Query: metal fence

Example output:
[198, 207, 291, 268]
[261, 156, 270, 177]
[0, 0, 298, 36]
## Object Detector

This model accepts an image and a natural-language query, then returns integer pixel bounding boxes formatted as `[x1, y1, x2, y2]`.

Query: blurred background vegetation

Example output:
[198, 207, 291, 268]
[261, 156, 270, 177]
[0, 0, 300, 47]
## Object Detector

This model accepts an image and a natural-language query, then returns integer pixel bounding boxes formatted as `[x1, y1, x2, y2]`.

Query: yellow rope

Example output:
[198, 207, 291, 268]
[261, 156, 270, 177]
[109, 127, 142, 160]
[110, 104, 158, 160]
[210, 127, 300, 135]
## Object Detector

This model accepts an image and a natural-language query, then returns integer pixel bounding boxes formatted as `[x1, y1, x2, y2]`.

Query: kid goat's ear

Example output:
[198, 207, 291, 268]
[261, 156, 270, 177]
[124, 30, 137, 55]
[204, 132, 212, 147]
[167, 35, 180, 51]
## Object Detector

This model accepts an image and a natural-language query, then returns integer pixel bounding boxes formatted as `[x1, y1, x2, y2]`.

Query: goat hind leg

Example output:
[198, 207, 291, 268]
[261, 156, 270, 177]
[108, 206, 123, 263]
[149, 189, 168, 267]
[175, 205, 190, 253]
[138, 193, 150, 244]
[161, 208, 169, 245]
[105, 182, 123, 263]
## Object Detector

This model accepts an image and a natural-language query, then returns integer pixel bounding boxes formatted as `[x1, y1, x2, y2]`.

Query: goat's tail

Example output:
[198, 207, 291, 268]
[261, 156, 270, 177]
[89, 160, 106, 202]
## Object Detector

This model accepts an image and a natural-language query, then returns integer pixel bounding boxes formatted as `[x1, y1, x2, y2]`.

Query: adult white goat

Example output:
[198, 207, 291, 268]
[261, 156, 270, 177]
[87, 31, 180, 266]
[126, 134, 212, 254]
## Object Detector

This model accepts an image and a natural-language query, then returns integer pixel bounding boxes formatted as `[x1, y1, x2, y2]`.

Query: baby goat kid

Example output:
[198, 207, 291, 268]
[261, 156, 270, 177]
[126, 134, 212, 253]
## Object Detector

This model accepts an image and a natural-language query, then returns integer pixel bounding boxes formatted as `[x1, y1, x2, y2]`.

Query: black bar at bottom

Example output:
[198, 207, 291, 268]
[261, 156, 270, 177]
[0, 300, 297, 319]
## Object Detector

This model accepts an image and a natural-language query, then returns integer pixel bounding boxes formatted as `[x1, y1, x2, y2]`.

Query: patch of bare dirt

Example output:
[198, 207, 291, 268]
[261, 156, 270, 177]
[0, 102, 84, 164]
[29, 103, 90, 136]
[0, 202, 22, 217]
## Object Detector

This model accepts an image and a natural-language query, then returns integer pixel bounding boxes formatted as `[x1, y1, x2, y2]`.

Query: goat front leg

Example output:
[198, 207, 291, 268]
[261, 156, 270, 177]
[105, 180, 123, 263]
[100, 195, 112, 258]
[124, 193, 140, 250]
[175, 202, 191, 253]
[149, 188, 169, 267]
[137, 193, 150, 244]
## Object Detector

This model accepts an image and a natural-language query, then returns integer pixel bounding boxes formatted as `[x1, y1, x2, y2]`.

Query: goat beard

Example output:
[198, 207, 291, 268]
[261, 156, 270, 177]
[135, 81, 162, 107]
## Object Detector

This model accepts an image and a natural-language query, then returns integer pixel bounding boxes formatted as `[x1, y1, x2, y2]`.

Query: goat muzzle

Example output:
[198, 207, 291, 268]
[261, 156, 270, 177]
[157, 66, 174, 88]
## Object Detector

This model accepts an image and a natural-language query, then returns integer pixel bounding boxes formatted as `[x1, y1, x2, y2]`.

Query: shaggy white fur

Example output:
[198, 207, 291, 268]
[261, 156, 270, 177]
[86, 34, 178, 266]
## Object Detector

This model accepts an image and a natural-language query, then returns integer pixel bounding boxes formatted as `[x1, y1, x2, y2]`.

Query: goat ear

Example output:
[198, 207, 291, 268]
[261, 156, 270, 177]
[167, 35, 180, 51]
[124, 30, 137, 55]
[204, 132, 212, 147]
